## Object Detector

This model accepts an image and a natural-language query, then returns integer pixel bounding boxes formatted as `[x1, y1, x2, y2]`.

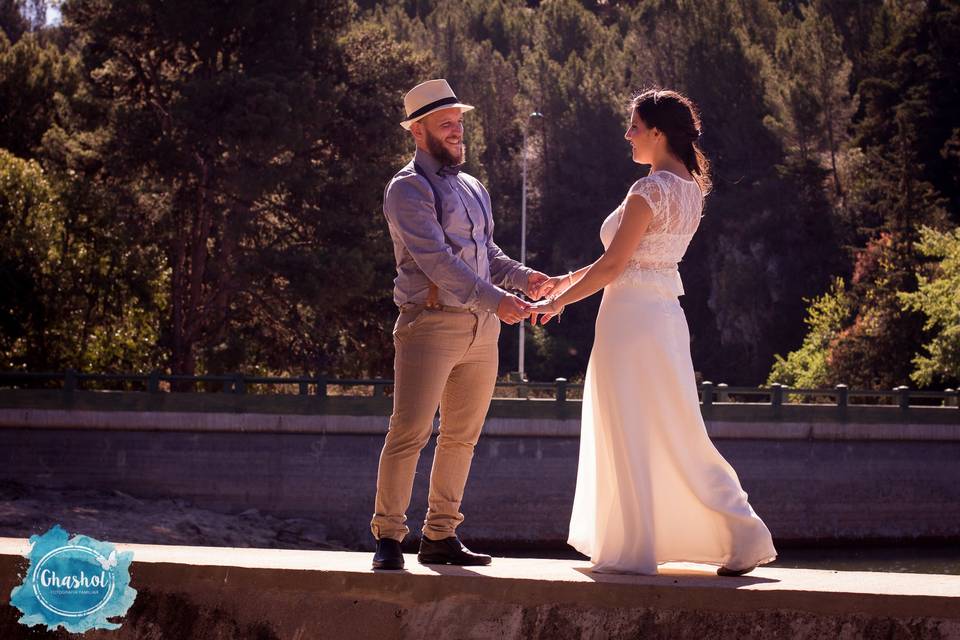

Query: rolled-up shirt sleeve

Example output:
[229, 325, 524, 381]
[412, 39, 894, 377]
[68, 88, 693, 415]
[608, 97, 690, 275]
[385, 176, 505, 312]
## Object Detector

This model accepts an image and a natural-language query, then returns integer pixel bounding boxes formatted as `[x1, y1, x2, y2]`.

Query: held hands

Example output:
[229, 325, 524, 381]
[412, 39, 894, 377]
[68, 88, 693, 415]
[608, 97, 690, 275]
[523, 270, 573, 325]
[504, 270, 572, 325]
[528, 297, 564, 326]
[497, 293, 532, 325]
[526, 271, 553, 300]
[528, 272, 573, 301]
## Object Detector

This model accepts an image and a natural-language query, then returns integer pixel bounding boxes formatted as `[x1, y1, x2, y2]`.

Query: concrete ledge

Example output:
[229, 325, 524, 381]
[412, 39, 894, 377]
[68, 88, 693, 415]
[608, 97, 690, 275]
[2, 408, 959, 440]
[2, 538, 959, 639]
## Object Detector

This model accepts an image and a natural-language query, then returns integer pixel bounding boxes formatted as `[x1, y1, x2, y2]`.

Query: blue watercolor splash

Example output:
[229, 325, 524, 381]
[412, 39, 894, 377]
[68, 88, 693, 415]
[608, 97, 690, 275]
[9, 524, 137, 633]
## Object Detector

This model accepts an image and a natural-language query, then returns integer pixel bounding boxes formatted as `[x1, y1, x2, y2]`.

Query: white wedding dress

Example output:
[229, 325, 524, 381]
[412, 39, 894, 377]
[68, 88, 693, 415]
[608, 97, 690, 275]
[567, 170, 777, 574]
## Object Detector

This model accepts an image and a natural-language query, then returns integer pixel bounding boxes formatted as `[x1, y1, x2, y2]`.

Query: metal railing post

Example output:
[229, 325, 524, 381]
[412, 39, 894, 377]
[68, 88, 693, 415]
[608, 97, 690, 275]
[835, 384, 848, 419]
[316, 375, 327, 399]
[895, 385, 910, 411]
[701, 381, 713, 409]
[556, 377, 567, 404]
[64, 369, 77, 395]
[835, 384, 848, 408]
[771, 383, 783, 408]
[717, 383, 729, 403]
[945, 388, 957, 408]
[148, 370, 160, 393]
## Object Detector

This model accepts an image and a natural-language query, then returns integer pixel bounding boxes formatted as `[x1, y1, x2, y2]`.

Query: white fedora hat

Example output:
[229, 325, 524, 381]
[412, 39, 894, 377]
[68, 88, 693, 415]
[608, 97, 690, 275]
[400, 79, 474, 130]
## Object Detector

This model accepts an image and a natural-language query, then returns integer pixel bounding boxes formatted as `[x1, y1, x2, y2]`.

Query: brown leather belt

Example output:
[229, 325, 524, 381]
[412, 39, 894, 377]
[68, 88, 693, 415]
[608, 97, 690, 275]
[400, 303, 475, 314]
[400, 282, 477, 314]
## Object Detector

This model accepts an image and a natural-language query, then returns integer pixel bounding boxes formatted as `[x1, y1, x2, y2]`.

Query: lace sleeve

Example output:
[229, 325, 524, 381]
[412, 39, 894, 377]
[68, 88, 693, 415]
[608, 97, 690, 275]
[627, 176, 664, 219]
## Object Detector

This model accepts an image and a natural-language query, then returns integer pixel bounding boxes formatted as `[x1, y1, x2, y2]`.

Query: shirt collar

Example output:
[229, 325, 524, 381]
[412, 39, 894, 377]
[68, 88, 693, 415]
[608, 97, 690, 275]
[414, 148, 463, 178]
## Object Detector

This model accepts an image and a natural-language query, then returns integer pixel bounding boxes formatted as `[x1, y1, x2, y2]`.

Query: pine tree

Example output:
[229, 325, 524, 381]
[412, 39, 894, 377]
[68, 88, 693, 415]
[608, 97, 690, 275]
[762, 2, 857, 199]
[61, 0, 423, 377]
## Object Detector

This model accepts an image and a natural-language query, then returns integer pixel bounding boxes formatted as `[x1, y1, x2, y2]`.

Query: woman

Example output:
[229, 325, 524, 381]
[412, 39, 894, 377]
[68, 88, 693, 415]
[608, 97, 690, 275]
[529, 89, 777, 576]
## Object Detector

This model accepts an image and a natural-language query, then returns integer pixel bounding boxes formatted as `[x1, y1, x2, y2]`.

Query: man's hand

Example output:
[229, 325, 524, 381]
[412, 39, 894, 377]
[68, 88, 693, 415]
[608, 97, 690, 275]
[526, 271, 552, 300]
[497, 293, 531, 324]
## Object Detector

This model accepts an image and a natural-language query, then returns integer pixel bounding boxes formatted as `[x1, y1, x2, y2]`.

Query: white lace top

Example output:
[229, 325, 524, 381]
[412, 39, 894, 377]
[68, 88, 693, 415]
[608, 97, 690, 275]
[599, 170, 704, 296]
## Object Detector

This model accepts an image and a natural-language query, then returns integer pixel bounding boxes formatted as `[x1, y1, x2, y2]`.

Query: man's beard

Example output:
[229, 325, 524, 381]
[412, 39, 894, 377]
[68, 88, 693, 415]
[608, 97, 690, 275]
[426, 130, 466, 166]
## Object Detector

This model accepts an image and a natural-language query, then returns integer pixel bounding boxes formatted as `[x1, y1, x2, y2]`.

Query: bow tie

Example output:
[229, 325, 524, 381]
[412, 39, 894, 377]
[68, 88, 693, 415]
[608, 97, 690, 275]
[437, 164, 464, 177]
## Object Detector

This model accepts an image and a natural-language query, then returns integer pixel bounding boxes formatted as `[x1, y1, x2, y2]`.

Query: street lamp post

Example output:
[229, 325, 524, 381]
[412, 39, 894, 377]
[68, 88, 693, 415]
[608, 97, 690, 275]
[519, 111, 543, 380]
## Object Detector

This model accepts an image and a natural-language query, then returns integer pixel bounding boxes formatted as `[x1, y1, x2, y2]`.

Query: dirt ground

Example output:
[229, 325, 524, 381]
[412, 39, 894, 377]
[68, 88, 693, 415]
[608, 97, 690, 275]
[0, 480, 346, 551]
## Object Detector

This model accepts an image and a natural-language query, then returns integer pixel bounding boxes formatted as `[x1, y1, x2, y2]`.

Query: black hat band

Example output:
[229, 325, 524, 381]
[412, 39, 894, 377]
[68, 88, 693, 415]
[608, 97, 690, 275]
[406, 96, 460, 122]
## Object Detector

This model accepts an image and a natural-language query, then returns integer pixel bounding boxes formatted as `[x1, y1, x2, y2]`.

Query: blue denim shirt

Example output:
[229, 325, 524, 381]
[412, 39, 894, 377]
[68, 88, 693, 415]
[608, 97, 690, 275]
[383, 148, 531, 312]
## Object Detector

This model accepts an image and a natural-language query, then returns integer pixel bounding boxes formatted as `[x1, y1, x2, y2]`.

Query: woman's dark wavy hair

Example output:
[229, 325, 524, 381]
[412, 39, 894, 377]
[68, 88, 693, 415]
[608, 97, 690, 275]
[631, 88, 712, 195]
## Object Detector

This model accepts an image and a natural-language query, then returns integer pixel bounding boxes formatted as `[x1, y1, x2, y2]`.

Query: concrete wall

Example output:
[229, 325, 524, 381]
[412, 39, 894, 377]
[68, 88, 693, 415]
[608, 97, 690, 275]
[3, 540, 959, 640]
[3, 410, 959, 547]
[3, 388, 960, 424]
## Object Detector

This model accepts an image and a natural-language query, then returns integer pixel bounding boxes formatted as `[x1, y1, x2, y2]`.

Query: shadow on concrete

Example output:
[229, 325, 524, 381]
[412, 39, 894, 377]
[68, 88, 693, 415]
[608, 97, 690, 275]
[570, 565, 780, 587]
[374, 560, 781, 589]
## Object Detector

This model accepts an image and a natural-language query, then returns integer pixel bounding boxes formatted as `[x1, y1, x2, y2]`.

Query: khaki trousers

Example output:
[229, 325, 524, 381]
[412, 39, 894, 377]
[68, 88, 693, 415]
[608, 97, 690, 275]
[371, 307, 500, 542]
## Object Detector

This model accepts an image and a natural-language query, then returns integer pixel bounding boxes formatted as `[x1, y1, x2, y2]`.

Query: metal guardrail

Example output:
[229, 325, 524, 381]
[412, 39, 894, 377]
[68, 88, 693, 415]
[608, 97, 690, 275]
[0, 371, 958, 409]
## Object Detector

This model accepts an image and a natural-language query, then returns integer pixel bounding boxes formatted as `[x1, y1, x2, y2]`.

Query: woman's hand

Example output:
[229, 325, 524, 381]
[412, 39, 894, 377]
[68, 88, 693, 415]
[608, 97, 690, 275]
[530, 273, 573, 301]
[526, 271, 552, 300]
[528, 297, 565, 326]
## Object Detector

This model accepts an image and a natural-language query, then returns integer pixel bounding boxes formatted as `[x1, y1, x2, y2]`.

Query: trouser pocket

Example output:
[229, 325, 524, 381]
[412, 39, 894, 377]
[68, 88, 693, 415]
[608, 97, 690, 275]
[394, 309, 430, 340]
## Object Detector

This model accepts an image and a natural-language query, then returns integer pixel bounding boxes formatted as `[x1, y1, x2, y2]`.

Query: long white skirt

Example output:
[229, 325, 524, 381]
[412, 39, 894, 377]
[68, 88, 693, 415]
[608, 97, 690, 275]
[567, 279, 777, 574]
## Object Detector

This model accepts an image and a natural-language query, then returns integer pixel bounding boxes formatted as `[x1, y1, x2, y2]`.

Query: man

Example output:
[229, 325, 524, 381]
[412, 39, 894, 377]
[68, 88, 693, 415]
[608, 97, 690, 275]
[371, 79, 550, 570]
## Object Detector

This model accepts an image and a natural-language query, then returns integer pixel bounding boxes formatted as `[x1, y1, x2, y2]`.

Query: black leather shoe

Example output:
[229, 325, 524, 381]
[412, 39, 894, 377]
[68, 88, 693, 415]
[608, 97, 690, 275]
[372, 538, 404, 570]
[717, 565, 756, 577]
[418, 536, 492, 566]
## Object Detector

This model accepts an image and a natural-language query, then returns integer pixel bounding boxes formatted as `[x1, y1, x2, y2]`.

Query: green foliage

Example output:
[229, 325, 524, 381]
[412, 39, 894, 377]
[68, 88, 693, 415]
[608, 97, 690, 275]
[0, 0, 957, 388]
[0, 149, 61, 366]
[0, 1, 28, 42]
[899, 226, 960, 387]
[762, 2, 855, 196]
[237, 19, 430, 377]
[55, 0, 425, 377]
[767, 277, 849, 389]
[768, 1, 959, 390]
[0, 147, 162, 371]
[0, 30, 79, 157]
